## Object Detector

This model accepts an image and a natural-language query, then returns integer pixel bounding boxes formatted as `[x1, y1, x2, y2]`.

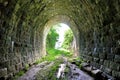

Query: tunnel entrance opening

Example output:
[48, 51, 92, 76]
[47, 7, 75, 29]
[42, 15, 80, 59]
[45, 23, 76, 61]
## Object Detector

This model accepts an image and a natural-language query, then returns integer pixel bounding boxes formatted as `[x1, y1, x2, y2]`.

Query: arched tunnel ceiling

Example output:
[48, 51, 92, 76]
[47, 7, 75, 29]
[1, 0, 120, 48]
[2, 0, 120, 32]
[0, 0, 120, 79]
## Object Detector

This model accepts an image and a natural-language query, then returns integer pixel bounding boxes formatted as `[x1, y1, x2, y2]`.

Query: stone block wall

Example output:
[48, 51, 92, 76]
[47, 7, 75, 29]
[0, 26, 43, 79]
[0, 0, 120, 79]
[80, 22, 120, 79]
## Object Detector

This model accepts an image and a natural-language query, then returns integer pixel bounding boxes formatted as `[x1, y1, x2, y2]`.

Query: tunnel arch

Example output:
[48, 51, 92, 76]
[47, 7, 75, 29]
[41, 15, 80, 57]
[1, 0, 120, 79]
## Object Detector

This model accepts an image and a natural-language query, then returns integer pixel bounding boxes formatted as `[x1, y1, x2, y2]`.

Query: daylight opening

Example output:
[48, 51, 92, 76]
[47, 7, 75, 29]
[45, 23, 76, 60]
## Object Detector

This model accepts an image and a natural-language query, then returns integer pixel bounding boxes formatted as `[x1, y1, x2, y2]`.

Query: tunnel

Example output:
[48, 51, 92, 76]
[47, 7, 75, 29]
[0, 0, 120, 79]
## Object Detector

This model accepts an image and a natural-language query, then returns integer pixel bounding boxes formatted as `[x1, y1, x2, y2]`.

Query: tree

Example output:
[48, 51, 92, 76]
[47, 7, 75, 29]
[62, 29, 73, 49]
[46, 27, 59, 49]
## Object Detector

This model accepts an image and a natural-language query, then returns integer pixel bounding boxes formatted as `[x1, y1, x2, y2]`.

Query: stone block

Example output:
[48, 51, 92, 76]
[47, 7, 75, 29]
[23, 56, 27, 63]
[88, 52, 92, 56]
[10, 59, 16, 66]
[88, 56, 93, 61]
[13, 58, 20, 65]
[114, 47, 120, 54]
[103, 60, 110, 68]
[114, 55, 120, 63]
[99, 59, 104, 65]
[112, 70, 120, 78]
[82, 55, 88, 61]
[109, 61, 120, 71]
[1, 61, 10, 68]
[15, 63, 23, 71]
[100, 65, 105, 71]
[7, 73, 13, 79]
[8, 65, 16, 73]
[90, 62, 100, 69]
[95, 63, 101, 69]
[99, 53, 106, 59]
[104, 67, 112, 75]
[107, 54, 114, 61]
[0, 68, 7, 77]
[15, 64, 19, 71]
[93, 57, 100, 63]
[92, 53, 99, 57]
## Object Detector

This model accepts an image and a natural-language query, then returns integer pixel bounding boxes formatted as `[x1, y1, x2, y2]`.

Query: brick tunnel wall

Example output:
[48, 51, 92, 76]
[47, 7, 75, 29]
[0, 0, 46, 78]
[0, 26, 44, 78]
[76, 0, 120, 78]
[80, 22, 120, 78]
[0, 0, 120, 79]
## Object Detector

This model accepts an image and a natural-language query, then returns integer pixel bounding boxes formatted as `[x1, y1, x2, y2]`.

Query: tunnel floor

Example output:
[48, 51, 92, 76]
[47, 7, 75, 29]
[18, 57, 94, 80]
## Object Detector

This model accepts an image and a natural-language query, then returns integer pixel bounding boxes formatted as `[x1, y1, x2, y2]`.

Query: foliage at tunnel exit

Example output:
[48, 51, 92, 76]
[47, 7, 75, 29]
[44, 25, 74, 64]
[46, 27, 59, 48]
[62, 29, 73, 49]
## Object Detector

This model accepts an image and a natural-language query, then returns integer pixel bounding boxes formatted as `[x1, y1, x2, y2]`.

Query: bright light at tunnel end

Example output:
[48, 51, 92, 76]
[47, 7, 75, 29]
[55, 23, 71, 49]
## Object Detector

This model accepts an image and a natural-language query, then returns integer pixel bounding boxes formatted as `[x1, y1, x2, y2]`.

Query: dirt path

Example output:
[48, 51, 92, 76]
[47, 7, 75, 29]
[67, 62, 94, 80]
[18, 58, 94, 80]
[18, 61, 50, 80]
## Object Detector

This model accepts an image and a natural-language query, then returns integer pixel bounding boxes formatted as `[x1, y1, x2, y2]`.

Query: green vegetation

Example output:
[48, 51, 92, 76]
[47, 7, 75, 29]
[69, 57, 84, 68]
[12, 64, 30, 80]
[62, 29, 73, 49]
[13, 26, 75, 80]
[35, 48, 72, 64]
[36, 57, 66, 80]
[12, 70, 25, 80]
[42, 26, 73, 63]
[35, 56, 84, 80]
[35, 26, 75, 80]
[46, 27, 59, 48]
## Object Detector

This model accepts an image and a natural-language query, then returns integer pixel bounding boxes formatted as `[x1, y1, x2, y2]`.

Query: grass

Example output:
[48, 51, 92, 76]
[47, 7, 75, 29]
[12, 64, 30, 80]
[36, 57, 65, 80]
[12, 70, 25, 80]
[35, 48, 74, 80]
[34, 48, 73, 64]
[13, 48, 73, 79]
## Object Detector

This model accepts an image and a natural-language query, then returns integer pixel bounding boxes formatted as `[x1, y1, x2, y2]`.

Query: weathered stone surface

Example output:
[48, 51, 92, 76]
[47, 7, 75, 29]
[93, 57, 100, 63]
[15, 63, 23, 72]
[90, 62, 100, 69]
[114, 55, 120, 63]
[99, 59, 104, 65]
[81, 62, 90, 67]
[99, 53, 106, 59]
[92, 53, 99, 58]
[91, 69, 101, 75]
[103, 60, 110, 68]
[104, 67, 112, 75]
[7, 65, 16, 73]
[88, 52, 92, 56]
[0, 0, 120, 79]
[0, 68, 7, 77]
[100, 65, 106, 72]
[88, 56, 93, 61]
[107, 54, 114, 61]
[112, 70, 120, 78]
[109, 61, 120, 71]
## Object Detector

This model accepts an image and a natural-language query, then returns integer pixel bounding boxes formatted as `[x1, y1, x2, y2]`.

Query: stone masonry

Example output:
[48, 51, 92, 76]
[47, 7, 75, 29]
[0, 0, 120, 79]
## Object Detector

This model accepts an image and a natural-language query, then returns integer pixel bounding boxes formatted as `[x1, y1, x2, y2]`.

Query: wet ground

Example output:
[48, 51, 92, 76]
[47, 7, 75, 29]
[18, 61, 50, 80]
[67, 62, 94, 80]
[18, 59, 94, 80]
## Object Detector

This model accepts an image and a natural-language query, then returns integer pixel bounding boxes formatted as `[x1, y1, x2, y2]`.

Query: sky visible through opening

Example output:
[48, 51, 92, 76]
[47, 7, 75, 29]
[55, 23, 70, 49]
